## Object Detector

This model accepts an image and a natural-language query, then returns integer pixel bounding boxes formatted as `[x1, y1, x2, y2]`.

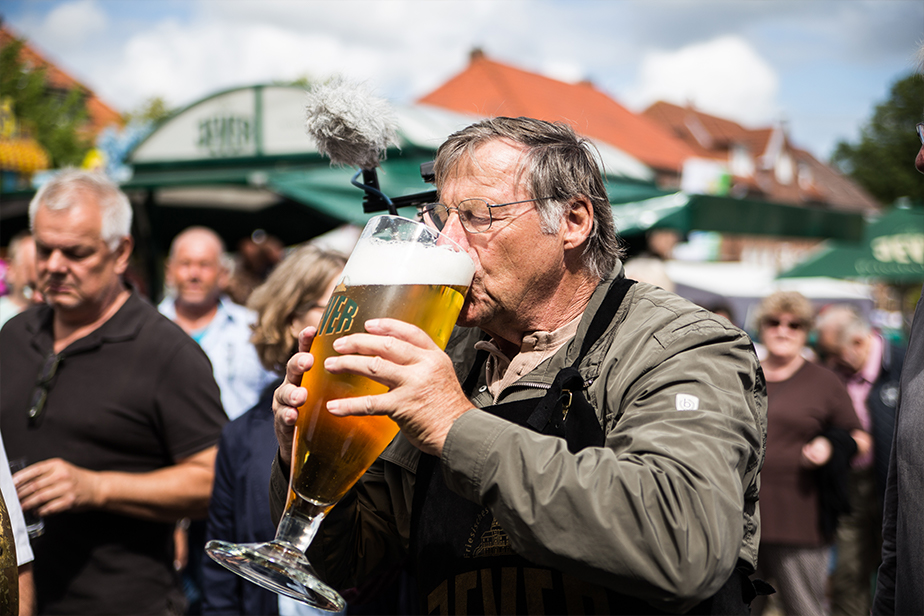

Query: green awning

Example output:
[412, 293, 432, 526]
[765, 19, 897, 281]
[265, 159, 665, 227]
[612, 192, 866, 241]
[778, 206, 924, 282]
[264, 157, 435, 226]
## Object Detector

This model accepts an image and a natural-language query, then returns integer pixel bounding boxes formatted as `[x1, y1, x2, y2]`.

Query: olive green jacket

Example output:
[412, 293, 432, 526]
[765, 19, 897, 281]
[270, 264, 767, 613]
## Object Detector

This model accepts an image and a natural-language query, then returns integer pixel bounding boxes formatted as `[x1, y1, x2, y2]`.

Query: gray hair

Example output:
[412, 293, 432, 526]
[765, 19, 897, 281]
[434, 117, 623, 281]
[7, 230, 33, 265]
[815, 303, 871, 347]
[29, 169, 133, 251]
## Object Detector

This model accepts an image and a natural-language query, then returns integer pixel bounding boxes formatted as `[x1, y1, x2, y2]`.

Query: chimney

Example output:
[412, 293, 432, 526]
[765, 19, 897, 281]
[470, 47, 485, 63]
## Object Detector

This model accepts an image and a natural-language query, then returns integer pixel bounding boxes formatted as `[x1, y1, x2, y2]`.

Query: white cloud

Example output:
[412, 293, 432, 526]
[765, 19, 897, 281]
[101, 1, 503, 110]
[5, 0, 919, 158]
[35, 0, 108, 50]
[623, 36, 781, 127]
[542, 60, 587, 85]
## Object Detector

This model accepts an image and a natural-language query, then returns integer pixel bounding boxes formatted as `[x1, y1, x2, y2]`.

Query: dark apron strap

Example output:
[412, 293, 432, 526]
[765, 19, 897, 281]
[573, 276, 636, 367]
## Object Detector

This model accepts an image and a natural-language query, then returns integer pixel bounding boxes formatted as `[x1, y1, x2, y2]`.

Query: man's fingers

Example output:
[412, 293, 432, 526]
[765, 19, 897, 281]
[280, 408, 299, 426]
[328, 391, 396, 417]
[297, 326, 317, 353]
[324, 354, 401, 391]
[364, 318, 439, 350]
[11, 458, 55, 487]
[331, 332, 419, 368]
[18, 469, 64, 512]
[284, 349, 316, 385]
[275, 381, 308, 410]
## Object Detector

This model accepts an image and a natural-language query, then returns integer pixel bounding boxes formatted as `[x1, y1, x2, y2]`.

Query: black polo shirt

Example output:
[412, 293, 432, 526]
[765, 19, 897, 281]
[0, 291, 227, 615]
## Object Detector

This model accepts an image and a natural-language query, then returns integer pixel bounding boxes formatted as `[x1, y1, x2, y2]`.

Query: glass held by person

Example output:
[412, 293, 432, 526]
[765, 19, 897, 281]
[206, 216, 475, 611]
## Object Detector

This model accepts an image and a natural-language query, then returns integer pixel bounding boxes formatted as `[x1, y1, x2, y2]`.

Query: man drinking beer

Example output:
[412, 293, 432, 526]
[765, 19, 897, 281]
[271, 117, 767, 614]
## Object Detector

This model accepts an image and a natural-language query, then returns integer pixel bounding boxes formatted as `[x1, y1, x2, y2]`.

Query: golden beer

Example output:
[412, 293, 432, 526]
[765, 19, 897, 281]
[290, 227, 475, 507]
[292, 282, 467, 505]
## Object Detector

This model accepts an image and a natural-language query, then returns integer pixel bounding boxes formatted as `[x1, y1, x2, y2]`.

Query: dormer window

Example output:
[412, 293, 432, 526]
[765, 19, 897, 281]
[775, 151, 794, 185]
[730, 144, 754, 177]
[798, 163, 814, 190]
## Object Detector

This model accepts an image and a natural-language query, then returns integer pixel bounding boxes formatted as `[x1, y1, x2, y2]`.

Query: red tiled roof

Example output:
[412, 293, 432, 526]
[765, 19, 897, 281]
[643, 100, 879, 212]
[643, 101, 772, 162]
[418, 51, 695, 174]
[0, 24, 122, 136]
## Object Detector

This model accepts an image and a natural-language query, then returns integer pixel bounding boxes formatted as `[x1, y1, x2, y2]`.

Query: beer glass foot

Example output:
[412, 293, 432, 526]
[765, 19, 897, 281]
[206, 539, 346, 612]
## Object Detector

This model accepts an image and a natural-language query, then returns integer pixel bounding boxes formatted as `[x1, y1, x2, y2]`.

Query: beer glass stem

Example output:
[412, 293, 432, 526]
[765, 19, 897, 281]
[275, 499, 328, 553]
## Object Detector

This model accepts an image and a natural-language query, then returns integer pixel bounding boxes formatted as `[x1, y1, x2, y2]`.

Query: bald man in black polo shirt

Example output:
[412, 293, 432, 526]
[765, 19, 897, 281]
[0, 169, 226, 615]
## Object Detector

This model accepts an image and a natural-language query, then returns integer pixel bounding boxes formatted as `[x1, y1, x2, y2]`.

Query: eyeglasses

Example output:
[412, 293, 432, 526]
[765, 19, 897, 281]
[762, 317, 806, 331]
[28, 353, 63, 428]
[917, 122, 924, 145]
[420, 197, 551, 234]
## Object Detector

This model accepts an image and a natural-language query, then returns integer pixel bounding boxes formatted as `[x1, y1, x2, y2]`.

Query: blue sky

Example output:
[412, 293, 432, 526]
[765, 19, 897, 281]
[2, 0, 922, 161]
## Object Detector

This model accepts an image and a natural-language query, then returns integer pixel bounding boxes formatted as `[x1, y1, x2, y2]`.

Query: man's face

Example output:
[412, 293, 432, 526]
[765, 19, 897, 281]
[816, 327, 866, 375]
[33, 198, 130, 317]
[167, 234, 226, 310]
[7, 236, 39, 301]
[436, 139, 570, 340]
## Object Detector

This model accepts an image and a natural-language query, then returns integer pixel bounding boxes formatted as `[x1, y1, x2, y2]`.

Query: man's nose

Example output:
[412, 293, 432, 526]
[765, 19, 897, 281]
[439, 210, 469, 247]
[44, 250, 68, 272]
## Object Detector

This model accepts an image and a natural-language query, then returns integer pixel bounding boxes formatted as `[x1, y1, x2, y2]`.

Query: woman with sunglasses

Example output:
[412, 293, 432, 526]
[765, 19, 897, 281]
[751, 291, 870, 616]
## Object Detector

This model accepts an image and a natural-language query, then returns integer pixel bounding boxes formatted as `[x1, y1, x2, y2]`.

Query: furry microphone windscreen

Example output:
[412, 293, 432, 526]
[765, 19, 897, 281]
[305, 78, 400, 170]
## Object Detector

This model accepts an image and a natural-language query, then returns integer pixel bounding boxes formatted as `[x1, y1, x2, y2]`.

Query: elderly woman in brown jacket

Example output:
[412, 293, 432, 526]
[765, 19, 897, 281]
[752, 291, 870, 616]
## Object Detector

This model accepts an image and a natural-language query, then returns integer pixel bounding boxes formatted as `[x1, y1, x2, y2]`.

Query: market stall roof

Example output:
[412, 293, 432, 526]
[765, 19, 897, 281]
[126, 84, 653, 195]
[611, 191, 865, 241]
[778, 206, 924, 282]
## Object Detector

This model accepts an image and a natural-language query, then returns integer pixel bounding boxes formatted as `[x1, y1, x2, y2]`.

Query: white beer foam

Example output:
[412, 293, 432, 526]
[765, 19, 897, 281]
[341, 238, 475, 287]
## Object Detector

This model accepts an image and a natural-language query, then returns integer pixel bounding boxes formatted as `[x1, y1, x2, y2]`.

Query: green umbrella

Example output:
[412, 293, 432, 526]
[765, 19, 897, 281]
[778, 206, 924, 282]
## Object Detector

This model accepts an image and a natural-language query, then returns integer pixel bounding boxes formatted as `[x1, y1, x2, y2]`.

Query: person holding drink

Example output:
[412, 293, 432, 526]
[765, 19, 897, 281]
[269, 117, 767, 614]
[207, 215, 475, 610]
[0, 169, 227, 615]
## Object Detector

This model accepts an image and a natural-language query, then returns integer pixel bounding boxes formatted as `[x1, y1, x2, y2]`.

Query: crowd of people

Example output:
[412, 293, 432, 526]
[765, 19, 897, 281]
[0, 112, 920, 616]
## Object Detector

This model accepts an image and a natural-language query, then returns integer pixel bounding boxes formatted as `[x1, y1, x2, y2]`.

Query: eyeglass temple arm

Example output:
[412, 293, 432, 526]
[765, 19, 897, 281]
[351, 163, 438, 215]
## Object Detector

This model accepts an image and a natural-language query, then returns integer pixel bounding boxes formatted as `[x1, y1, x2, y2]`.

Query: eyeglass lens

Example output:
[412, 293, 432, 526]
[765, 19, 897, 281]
[423, 199, 494, 233]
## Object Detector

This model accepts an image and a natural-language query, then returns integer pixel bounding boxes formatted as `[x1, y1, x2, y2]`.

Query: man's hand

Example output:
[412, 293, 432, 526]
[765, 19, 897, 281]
[323, 318, 474, 457]
[801, 436, 833, 468]
[273, 326, 318, 469]
[850, 429, 872, 460]
[11, 449, 216, 522]
[12, 458, 104, 516]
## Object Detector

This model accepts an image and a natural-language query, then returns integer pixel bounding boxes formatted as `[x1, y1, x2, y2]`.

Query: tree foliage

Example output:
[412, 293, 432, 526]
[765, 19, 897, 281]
[831, 74, 924, 206]
[123, 96, 172, 125]
[0, 37, 92, 168]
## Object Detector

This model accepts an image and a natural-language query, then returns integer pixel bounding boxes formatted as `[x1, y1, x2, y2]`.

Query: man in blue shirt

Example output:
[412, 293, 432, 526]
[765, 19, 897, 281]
[159, 226, 275, 420]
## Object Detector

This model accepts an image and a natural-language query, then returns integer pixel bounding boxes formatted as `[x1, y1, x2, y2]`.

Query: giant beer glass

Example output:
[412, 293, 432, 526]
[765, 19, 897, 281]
[206, 216, 475, 611]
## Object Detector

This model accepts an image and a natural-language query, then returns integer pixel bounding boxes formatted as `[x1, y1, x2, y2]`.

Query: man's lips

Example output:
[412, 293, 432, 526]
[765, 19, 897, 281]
[44, 281, 69, 294]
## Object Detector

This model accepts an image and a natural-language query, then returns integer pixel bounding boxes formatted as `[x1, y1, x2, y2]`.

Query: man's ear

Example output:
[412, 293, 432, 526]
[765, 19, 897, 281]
[562, 196, 594, 251]
[218, 264, 231, 292]
[113, 236, 134, 276]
